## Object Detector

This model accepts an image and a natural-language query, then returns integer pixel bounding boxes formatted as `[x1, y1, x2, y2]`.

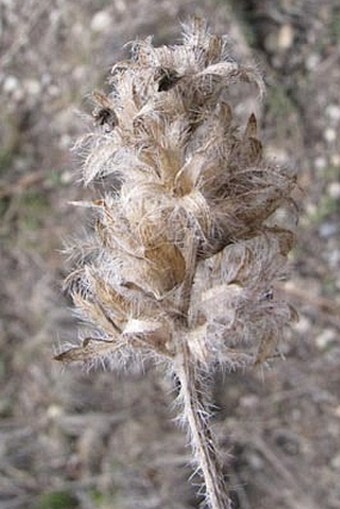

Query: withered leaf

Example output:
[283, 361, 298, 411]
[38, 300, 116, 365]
[54, 337, 118, 363]
[255, 331, 277, 365]
[244, 113, 258, 138]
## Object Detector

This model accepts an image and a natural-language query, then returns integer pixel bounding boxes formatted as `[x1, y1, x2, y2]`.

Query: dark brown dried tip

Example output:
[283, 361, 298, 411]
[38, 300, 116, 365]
[155, 67, 182, 92]
[92, 90, 118, 131]
[54, 337, 116, 363]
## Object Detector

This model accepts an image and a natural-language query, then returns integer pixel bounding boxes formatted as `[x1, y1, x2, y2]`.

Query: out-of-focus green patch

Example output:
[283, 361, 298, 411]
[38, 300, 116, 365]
[308, 194, 339, 223]
[323, 276, 338, 297]
[0, 112, 21, 176]
[324, 165, 340, 180]
[46, 169, 65, 187]
[0, 356, 6, 379]
[0, 150, 15, 176]
[37, 490, 79, 509]
[0, 397, 13, 418]
[90, 489, 106, 506]
[330, 11, 340, 43]
[89, 488, 121, 508]
[267, 85, 296, 119]
[90, 489, 105, 507]
[225, 0, 257, 47]
[18, 190, 50, 230]
[265, 85, 301, 141]
[0, 197, 10, 216]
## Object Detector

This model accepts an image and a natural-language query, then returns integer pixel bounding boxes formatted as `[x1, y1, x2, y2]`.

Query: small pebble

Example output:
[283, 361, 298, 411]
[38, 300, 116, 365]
[293, 315, 310, 334]
[278, 24, 294, 51]
[72, 65, 87, 81]
[91, 10, 112, 32]
[292, 408, 301, 421]
[305, 53, 320, 71]
[314, 156, 327, 170]
[305, 203, 317, 216]
[315, 329, 336, 350]
[3, 75, 19, 93]
[247, 452, 264, 470]
[240, 395, 259, 409]
[330, 153, 340, 167]
[71, 22, 84, 37]
[114, 0, 127, 13]
[327, 249, 340, 269]
[59, 134, 72, 150]
[319, 223, 337, 238]
[324, 128, 336, 143]
[23, 78, 41, 96]
[325, 104, 340, 123]
[328, 182, 340, 199]
[61, 170, 73, 184]
[331, 454, 340, 470]
[47, 84, 60, 97]
[47, 404, 63, 419]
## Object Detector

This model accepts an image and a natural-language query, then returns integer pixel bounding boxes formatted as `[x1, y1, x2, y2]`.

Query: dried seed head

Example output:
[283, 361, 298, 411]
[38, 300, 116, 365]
[58, 17, 298, 371]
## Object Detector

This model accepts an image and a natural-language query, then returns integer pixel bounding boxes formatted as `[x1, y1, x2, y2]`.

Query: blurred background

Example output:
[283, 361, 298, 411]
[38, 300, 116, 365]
[0, 1, 339, 508]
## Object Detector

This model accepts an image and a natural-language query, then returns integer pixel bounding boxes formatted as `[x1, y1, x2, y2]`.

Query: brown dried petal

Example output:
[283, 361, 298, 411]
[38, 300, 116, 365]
[122, 242, 186, 299]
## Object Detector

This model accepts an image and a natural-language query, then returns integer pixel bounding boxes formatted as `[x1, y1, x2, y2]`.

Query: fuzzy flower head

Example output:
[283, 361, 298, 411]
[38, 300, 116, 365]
[57, 17, 297, 370]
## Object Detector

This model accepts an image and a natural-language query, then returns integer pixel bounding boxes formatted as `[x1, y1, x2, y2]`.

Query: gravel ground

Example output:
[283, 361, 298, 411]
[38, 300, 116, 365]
[0, 1, 339, 508]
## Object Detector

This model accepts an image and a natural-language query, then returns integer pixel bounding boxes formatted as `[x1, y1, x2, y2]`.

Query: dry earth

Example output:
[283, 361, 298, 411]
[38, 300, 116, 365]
[0, 1, 340, 508]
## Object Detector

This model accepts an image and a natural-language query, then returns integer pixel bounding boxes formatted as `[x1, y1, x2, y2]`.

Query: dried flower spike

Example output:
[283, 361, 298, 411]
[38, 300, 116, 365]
[57, 17, 298, 509]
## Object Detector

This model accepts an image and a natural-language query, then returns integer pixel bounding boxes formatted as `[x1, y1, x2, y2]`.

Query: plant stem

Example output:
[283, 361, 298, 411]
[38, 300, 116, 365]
[176, 340, 231, 509]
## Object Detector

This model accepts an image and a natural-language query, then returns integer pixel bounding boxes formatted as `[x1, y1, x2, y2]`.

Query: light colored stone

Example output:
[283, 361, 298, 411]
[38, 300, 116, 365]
[47, 85, 60, 98]
[325, 104, 340, 123]
[330, 153, 340, 167]
[305, 202, 317, 216]
[114, 0, 127, 13]
[247, 452, 264, 470]
[72, 65, 88, 81]
[278, 24, 294, 51]
[327, 249, 340, 270]
[59, 134, 72, 150]
[47, 404, 63, 419]
[319, 222, 337, 238]
[3, 75, 19, 93]
[328, 182, 340, 199]
[23, 78, 41, 96]
[91, 10, 112, 33]
[305, 53, 320, 71]
[331, 454, 340, 470]
[240, 395, 259, 409]
[61, 170, 73, 184]
[72, 21, 84, 37]
[314, 156, 327, 170]
[293, 314, 310, 334]
[324, 128, 336, 143]
[315, 329, 336, 350]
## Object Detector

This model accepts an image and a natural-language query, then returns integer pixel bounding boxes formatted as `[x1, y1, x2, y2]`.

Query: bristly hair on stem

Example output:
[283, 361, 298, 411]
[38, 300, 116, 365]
[56, 16, 298, 509]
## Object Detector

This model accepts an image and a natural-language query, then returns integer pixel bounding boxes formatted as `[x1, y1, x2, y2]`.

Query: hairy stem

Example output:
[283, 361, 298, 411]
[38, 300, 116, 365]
[176, 340, 231, 509]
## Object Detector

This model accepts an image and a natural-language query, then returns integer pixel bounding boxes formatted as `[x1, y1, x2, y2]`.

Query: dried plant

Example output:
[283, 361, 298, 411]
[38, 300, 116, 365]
[56, 17, 298, 509]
